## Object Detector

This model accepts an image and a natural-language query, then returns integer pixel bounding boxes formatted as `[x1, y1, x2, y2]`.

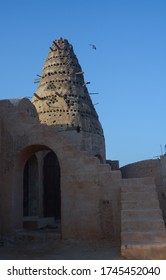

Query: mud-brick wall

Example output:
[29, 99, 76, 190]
[120, 159, 166, 224]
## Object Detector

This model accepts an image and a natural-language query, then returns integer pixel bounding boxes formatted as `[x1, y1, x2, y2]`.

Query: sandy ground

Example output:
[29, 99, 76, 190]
[0, 233, 123, 260]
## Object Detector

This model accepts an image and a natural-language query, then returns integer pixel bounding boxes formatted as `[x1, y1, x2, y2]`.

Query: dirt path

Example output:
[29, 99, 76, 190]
[0, 239, 123, 260]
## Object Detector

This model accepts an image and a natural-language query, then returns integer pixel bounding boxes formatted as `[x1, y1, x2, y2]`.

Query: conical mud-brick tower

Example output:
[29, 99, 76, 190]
[32, 38, 105, 162]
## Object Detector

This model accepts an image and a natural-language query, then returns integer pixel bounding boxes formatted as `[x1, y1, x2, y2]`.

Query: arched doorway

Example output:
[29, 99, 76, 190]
[23, 154, 38, 216]
[43, 151, 61, 220]
[23, 148, 61, 230]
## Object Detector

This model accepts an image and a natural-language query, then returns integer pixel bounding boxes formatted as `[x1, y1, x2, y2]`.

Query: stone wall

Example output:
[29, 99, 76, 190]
[120, 159, 166, 223]
[0, 98, 122, 242]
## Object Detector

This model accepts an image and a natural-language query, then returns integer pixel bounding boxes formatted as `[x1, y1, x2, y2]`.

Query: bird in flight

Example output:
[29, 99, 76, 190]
[89, 44, 96, 50]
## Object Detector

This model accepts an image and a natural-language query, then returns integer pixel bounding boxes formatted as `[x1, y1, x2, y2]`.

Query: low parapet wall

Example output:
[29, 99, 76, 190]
[120, 159, 166, 224]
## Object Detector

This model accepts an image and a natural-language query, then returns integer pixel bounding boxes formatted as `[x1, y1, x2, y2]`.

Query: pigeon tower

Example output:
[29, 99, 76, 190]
[32, 38, 105, 162]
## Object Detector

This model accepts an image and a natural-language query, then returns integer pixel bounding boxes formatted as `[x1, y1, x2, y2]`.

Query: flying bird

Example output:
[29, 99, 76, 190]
[89, 44, 96, 50]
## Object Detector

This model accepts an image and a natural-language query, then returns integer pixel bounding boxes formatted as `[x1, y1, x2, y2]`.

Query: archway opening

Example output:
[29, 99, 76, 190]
[22, 147, 61, 231]
[43, 151, 61, 220]
[23, 154, 38, 216]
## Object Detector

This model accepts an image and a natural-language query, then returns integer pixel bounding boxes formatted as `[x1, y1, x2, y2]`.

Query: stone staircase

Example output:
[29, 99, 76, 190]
[121, 177, 166, 259]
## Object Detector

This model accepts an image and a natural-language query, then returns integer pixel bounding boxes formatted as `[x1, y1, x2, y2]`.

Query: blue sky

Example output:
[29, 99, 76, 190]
[0, 0, 165, 166]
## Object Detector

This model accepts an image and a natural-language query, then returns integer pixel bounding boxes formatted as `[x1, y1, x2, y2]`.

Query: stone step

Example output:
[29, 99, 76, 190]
[66, 158, 96, 174]
[121, 191, 158, 201]
[121, 184, 156, 193]
[109, 170, 122, 180]
[97, 164, 111, 173]
[121, 177, 155, 187]
[84, 156, 100, 165]
[120, 176, 166, 259]
[122, 199, 159, 209]
[121, 230, 166, 243]
[121, 241, 166, 259]
[23, 216, 56, 230]
[122, 209, 163, 219]
[122, 218, 165, 231]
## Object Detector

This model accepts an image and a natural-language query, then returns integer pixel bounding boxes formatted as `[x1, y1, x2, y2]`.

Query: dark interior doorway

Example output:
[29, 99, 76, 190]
[23, 154, 38, 216]
[23, 160, 29, 216]
[43, 151, 61, 220]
